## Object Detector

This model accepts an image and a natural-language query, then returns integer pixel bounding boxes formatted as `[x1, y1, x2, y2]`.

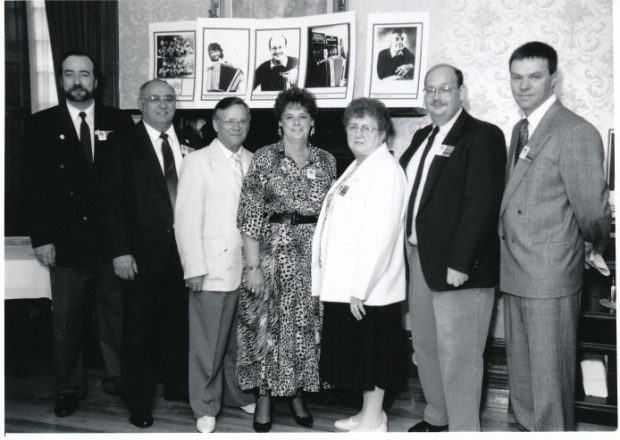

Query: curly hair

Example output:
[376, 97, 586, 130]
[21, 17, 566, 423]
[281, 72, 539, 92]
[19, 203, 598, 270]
[273, 87, 318, 121]
[343, 98, 394, 140]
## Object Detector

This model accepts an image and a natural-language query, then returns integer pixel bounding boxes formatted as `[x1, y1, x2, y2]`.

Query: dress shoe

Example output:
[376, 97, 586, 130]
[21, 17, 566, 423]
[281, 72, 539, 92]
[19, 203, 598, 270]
[129, 410, 153, 428]
[253, 419, 272, 433]
[408, 420, 448, 432]
[102, 377, 123, 396]
[54, 393, 79, 417]
[240, 403, 256, 414]
[196, 415, 216, 433]
[349, 411, 387, 432]
[163, 390, 189, 403]
[334, 415, 360, 431]
[288, 399, 313, 428]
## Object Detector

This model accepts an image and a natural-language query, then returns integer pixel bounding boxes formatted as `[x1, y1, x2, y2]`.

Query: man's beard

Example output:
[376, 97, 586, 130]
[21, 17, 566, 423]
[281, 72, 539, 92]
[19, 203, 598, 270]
[66, 85, 94, 103]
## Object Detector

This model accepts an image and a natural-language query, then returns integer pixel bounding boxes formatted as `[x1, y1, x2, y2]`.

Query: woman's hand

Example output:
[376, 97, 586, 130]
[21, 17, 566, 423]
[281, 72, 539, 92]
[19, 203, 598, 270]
[350, 297, 366, 321]
[246, 268, 265, 295]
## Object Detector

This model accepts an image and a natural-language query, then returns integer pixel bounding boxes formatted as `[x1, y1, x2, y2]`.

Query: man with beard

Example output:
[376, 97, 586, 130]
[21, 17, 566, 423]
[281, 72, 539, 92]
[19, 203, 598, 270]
[377, 29, 415, 80]
[24, 50, 134, 417]
[400, 64, 506, 431]
[253, 34, 298, 91]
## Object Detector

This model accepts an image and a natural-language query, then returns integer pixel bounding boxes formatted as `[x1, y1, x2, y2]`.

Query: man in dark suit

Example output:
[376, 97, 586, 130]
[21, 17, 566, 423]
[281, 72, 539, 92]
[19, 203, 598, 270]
[400, 64, 506, 431]
[376, 29, 415, 80]
[500, 42, 611, 431]
[101, 79, 201, 428]
[253, 34, 298, 91]
[25, 50, 134, 417]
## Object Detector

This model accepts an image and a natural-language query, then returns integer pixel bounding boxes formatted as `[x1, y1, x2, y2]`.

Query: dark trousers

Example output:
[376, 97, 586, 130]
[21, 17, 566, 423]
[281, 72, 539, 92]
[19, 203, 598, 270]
[121, 246, 189, 413]
[50, 263, 123, 396]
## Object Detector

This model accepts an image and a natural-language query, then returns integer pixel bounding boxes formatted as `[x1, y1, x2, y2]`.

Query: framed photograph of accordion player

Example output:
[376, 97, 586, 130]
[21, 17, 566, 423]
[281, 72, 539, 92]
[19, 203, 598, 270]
[199, 23, 251, 101]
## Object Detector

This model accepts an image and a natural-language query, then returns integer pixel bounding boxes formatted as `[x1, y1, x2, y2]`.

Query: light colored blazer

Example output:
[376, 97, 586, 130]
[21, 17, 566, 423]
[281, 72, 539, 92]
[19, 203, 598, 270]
[499, 99, 611, 298]
[175, 139, 253, 292]
[311, 144, 407, 306]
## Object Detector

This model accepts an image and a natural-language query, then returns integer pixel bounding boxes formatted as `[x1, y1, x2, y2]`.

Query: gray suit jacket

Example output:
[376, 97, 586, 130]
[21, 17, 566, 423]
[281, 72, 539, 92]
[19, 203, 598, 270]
[499, 99, 611, 298]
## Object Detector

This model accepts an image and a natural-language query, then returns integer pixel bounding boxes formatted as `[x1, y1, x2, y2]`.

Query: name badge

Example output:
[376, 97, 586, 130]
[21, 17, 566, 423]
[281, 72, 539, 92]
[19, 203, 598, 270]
[519, 145, 532, 162]
[437, 144, 455, 157]
[306, 168, 316, 180]
[95, 130, 111, 141]
[180, 144, 195, 156]
[338, 185, 349, 196]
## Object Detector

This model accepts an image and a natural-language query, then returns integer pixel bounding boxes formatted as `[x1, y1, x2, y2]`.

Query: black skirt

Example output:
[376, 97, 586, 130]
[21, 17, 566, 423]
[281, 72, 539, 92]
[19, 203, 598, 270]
[320, 301, 407, 391]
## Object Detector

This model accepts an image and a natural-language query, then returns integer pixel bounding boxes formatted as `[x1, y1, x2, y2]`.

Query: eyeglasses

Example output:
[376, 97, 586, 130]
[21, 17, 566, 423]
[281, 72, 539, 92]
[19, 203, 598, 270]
[346, 124, 381, 136]
[423, 85, 459, 96]
[141, 95, 176, 104]
[219, 118, 250, 127]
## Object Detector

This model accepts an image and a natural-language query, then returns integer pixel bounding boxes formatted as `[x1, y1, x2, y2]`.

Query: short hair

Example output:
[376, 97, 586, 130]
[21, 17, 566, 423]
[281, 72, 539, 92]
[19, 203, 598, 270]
[207, 42, 224, 57]
[509, 41, 558, 74]
[59, 50, 99, 79]
[343, 98, 394, 140]
[268, 34, 287, 48]
[213, 97, 250, 121]
[273, 87, 318, 121]
[424, 64, 464, 87]
[138, 78, 174, 99]
[391, 28, 406, 36]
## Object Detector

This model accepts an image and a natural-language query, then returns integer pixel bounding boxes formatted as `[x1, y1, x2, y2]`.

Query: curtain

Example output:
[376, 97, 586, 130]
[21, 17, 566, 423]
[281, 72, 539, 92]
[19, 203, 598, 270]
[45, 0, 119, 106]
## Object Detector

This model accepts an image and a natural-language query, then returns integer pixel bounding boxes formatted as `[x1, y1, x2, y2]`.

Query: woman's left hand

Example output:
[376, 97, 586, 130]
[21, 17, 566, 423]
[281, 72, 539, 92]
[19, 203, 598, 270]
[350, 297, 366, 321]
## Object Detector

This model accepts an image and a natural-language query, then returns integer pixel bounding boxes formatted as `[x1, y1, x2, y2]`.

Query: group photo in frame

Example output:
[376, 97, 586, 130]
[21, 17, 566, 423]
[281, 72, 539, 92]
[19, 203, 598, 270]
[364, 12, 430, 108]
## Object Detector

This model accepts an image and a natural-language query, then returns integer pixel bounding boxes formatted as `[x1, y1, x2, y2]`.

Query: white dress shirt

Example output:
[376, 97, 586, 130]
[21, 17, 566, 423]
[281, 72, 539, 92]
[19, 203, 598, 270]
[406, 109, 462, 245]
[143, 121, 183, 176]
[519, 94, 557, 143]
[215, 139, 247, 177]
[66, 100, 95, 158]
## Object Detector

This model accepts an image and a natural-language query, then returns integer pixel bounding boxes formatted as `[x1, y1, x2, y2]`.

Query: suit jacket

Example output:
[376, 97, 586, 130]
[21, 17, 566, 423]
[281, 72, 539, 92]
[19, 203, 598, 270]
[25, 103, 134, 266]
[253, 56, 298, 91]
[175, 139, 253, 292]
[100, 120, 202, 278]
[400, 110, 507, 291]
[377, 47, 415, 80]
[499, 100, 611, 298]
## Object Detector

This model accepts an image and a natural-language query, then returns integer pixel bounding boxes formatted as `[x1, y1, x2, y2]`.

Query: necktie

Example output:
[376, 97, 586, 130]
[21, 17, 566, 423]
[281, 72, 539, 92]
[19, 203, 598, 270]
[160, 132, 178, 209]
[79, 112, 93, 166]
[232, 152, 244, 187]
[514, 118, 529, 165]
[406, 126, 440, 238]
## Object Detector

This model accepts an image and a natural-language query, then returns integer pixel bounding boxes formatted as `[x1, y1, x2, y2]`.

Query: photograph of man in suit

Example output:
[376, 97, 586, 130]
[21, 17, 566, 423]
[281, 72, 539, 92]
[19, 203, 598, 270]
[253, 33, 298, 92]
[400, 64, 506, 431]
[175, 97, 256, 433]
[500, 41, 611, 431]
[101, 79, 201, 428]
[376, 28, 415, 80]
[24, 50, 134, 418]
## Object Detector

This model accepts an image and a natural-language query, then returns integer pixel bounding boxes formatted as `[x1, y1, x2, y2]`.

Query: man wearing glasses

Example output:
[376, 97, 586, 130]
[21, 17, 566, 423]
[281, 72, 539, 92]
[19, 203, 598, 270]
[400, 64, 506, 431]
[175, 97, 256, 433]
[101, 79, 202, 428]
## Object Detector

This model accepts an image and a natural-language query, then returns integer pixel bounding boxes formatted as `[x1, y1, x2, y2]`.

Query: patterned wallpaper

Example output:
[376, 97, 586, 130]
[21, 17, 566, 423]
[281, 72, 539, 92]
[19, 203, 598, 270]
[119, 0, 614, 157]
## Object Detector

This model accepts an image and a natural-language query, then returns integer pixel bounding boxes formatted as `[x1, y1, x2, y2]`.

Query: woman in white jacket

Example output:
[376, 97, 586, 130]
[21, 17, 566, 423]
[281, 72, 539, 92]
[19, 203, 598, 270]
[312, 98, 407, 432]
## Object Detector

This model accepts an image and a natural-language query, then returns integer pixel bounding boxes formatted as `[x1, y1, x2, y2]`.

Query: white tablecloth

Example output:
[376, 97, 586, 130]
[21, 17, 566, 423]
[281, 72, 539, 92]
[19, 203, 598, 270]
[4, 236, 52, 300]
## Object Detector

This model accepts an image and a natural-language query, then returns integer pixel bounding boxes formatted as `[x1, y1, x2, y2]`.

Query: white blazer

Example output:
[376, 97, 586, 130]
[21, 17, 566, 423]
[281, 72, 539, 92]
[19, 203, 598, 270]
[175, 139, 253, 292]
[311, 144, 407, 306]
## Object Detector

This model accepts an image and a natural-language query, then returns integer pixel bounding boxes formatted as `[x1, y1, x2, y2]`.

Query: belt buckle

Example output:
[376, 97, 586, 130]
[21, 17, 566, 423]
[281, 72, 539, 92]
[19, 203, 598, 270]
[290, 212, 298, 225]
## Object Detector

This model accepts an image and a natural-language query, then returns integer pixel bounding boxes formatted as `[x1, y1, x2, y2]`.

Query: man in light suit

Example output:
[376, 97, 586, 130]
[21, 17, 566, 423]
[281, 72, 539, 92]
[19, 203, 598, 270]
[101, 79, 202, 428]
[175, 97, 256, 433]
[400, 64, 506, 431]
[25, 50, 134, 417]
[500, 41, 611, 431]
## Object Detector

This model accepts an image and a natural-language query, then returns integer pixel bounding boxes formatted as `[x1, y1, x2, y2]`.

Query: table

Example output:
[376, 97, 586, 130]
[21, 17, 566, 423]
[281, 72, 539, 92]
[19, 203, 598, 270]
[5, 236, 52, 300]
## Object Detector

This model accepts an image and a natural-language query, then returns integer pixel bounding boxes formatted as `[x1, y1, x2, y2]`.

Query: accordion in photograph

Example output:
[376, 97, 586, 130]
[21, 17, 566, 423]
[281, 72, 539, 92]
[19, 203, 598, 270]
[328, 57, 346, 87]
[205, 63, 243, 92]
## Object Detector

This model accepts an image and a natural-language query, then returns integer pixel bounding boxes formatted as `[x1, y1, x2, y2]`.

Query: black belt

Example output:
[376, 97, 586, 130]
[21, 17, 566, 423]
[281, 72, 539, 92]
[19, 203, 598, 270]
[268, 212, 318, 225]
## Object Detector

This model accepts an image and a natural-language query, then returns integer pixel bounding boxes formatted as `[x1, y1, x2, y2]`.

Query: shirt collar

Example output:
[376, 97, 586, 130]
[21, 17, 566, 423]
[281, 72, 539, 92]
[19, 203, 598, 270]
[270, 56, 288, 69]
[66, 100, 94, 123]
[143, 120, 177, 145]
[435, 108, 463, 137]
[215, 138, 244, 158]
[522, 95, 556, 134]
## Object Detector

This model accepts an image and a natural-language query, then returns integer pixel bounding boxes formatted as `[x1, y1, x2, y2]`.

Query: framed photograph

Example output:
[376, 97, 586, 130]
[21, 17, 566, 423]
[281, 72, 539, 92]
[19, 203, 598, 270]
[149, 21, 197, 106]
[197, 18, 252, 105]
[364, 12, 430, 108]
[606, 129, 615, 216]
[216, 0, 345, 18]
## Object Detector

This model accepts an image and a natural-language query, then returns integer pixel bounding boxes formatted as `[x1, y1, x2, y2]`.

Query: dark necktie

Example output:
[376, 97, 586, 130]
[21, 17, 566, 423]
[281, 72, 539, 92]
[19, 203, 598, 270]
[514, 118, 529, 165]
[406, 126, 440, 238]
[160, 132, 178, 209]
[79, 112, 93, 166]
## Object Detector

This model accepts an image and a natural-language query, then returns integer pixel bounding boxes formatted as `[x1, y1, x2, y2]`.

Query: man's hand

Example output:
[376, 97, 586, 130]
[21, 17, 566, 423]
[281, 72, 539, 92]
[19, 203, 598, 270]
[186, 275, 204, 293]
[446, 267, 469, 288]
[34, 244, 56, 267]
[395, 63, 414, 78]
[113, 254, 138, 280]
[350, 296, 366, 321]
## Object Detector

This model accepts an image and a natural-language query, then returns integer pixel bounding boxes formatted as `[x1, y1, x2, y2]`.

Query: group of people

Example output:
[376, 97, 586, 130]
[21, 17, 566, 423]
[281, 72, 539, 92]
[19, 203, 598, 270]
[25, 39, 610, 434]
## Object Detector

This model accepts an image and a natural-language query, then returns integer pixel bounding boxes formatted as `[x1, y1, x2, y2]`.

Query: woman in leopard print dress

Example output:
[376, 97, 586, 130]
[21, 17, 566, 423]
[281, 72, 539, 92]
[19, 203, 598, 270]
[236, 88, 336, 432]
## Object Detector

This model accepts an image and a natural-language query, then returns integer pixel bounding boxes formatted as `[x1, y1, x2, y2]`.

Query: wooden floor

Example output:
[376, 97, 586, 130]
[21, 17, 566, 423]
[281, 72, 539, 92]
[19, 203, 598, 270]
[4, 363, 616, 434]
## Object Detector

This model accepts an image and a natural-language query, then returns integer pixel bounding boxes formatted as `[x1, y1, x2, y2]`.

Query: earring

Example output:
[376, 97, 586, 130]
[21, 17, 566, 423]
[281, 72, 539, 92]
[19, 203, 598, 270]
[309, 126, 315, 138]
[278, 126, 283, 138]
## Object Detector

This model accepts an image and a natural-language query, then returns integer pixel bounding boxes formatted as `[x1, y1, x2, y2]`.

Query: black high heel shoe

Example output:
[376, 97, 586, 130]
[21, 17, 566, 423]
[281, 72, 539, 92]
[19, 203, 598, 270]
[288, 400, 313, 428]
[253, 397, 272, 433]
